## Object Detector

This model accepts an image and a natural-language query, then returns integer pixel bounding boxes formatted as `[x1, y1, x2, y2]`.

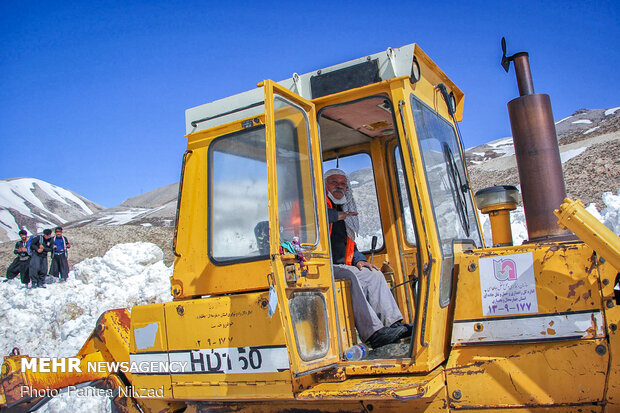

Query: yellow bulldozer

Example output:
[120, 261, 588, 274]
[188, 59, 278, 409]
[2, 39, 619, 412]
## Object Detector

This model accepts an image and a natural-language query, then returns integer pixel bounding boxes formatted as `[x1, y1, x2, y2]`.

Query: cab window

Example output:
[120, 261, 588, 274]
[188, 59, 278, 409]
[411, 96, 481, 246]
[411, 95, 482, 306]
[274, 96, 319, 246]
[394, 146, 416, 246]
[209, 126, 269, 263]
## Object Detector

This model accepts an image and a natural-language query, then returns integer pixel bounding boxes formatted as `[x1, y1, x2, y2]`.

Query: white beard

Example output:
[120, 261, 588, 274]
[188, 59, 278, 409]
[328, 191, 347, 205]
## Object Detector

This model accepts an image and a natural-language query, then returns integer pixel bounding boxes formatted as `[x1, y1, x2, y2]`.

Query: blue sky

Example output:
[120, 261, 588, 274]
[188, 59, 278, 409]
[1, 1, 618, 207]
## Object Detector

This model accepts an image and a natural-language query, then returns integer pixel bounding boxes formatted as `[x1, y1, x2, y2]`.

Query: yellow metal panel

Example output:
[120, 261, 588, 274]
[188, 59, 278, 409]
[446, 339, 608, 408]
[129, 303, 173, 399]
[453, 243, 602, 323]
[164, 292, 286, 351]
[163, 292, 293, 399]
[171, 136, 276, 298]
[172, 379, 293, 400]
[130, 304, 168, 353]
[598, 258, 620, 408]
[412, 45, 464, 122]
[334, 279, 357, 354]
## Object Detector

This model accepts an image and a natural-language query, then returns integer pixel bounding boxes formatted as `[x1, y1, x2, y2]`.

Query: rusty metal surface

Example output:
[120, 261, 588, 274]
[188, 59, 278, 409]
[508, 93, 570, 241]
[185, 395, 448, 412]
[296, 370, 445, 401]
[597, 258, 620, 408]
[446, 339, 608, 408]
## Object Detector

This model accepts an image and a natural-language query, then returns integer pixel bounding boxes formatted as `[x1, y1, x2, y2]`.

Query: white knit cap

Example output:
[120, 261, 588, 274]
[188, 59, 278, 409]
[324, 168, 359, 240]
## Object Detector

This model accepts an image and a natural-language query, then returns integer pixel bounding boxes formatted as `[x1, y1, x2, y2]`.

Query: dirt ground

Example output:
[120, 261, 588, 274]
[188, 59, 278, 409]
[0, 226, 174, 279]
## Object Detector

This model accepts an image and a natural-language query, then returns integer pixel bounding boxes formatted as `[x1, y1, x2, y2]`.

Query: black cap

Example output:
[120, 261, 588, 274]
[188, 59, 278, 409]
[18, 230, 27, 235]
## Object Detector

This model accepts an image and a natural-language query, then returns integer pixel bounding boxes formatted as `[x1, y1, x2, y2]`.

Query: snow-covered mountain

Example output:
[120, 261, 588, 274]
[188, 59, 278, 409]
[66, 183, 178, 228]
[465, 106, 619, 165]
[465, 106, 620, 207]
[0, 178, 104, 242]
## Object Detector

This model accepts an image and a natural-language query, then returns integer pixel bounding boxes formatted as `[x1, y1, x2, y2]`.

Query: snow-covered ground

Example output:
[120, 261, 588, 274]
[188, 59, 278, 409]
[0, 242, 172, 413]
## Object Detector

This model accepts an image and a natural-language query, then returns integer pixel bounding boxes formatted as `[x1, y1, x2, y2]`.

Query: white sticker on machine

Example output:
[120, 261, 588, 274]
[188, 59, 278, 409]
[479, 251, 538, 316]
[134, 322, 159, 350]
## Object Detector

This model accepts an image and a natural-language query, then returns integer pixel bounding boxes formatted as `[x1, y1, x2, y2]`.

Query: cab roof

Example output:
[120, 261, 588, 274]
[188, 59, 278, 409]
[185, 43, 462, 135]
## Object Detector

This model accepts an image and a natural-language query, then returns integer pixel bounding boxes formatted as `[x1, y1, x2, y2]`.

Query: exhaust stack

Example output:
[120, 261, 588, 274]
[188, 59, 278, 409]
[502, 38, 571, 242]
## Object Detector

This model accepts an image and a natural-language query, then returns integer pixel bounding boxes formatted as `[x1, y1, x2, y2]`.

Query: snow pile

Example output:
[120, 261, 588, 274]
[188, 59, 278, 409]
[583, 126, 600, 135]
[560, 146, 588, 163]
[585, 191, 620, 235]
[0, 242, 172, 412]
[479, 191, 620, 246]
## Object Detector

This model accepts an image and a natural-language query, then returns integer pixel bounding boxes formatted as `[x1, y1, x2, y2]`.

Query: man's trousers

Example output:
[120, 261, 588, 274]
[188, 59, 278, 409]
[332, 264, 403, 341]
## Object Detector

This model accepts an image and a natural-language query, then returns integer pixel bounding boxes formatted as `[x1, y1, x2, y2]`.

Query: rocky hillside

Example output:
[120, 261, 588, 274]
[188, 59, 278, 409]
[465, 107, 620, 208]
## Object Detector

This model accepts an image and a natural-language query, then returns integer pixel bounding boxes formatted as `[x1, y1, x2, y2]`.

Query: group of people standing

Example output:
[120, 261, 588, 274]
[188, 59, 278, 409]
[4, 227, 71, 288]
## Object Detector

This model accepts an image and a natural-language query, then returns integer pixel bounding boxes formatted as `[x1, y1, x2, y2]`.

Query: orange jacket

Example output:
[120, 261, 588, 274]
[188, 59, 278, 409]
[326, 197, 356, 266]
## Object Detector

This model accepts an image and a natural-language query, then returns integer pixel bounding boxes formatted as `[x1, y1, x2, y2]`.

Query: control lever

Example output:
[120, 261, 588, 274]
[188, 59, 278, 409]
[370, 236, 378, 265]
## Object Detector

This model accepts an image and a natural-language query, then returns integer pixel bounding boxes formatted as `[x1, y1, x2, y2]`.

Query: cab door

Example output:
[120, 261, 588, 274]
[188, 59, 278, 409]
[263, 80, 340, 376]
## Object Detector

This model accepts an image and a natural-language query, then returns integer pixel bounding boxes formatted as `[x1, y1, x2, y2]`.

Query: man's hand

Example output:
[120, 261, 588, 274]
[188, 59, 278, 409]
[53, 244, 57, 249]
[37, 245, 44, 253]
[356, 260, 380, 271]
[337, 211, 358, 221]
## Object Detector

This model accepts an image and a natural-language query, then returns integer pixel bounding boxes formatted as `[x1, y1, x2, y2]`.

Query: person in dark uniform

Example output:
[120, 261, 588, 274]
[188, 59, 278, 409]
[4, 230, 30, 287]
[29, 229, 53, 288]
[49, 227, 71, 282]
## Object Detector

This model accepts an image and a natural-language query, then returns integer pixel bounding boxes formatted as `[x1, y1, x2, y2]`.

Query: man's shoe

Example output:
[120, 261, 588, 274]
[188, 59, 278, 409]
[391, 321, 413, 339]
[367, 325, 407, 349]
[39, 284, 46, 289]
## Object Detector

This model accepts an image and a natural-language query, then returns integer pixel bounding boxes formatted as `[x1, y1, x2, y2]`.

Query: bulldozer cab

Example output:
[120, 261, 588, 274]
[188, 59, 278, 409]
[173, 44, 483, 378]
[3, 41, 617, 412]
